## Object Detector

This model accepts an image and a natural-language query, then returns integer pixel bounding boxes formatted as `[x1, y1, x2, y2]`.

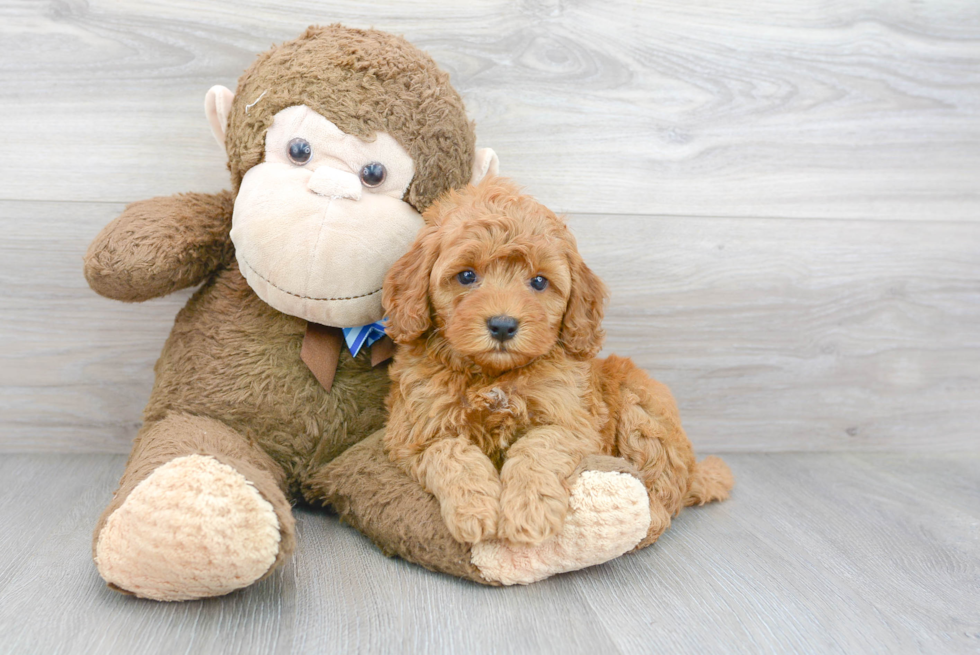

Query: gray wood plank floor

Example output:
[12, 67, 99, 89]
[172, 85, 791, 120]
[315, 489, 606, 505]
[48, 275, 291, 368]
[0, 453, 976, 655]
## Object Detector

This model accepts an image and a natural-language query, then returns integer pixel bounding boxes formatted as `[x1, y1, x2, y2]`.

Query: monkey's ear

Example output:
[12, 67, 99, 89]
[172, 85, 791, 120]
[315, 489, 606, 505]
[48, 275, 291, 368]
[205, 85, 236, 153]
[470, 148, 500, 186]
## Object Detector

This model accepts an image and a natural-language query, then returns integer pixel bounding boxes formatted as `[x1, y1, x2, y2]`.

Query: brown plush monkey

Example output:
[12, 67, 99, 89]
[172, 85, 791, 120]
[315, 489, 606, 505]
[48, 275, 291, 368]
[84, 25, 654, 601]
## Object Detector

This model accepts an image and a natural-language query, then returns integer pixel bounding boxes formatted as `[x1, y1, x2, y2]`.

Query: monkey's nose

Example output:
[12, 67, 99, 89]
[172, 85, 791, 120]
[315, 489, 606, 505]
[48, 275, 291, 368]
[487, 315, 519, 342]
[308, 167, 362, 200]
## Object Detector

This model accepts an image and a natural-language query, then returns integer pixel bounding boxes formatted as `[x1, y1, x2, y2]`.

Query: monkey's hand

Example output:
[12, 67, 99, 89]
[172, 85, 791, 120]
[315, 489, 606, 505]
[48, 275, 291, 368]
[472, 455, 652, 585]
[84, 191, 235, 302]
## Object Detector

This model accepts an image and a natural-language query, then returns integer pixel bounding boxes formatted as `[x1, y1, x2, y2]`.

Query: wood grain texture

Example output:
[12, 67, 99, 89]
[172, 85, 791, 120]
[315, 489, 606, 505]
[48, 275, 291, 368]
[3, 200, 977, 453]
[1, 2, 978, 452]
[573, 213, 980, 452]
[0, 453, 976, 654]
[0, 0, 977, 219]
[0, 200, 190, 451]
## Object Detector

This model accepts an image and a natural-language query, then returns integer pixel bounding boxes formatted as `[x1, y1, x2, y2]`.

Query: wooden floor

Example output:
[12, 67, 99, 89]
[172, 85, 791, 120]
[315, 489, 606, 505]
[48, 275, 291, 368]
[0, 453, 976, 655]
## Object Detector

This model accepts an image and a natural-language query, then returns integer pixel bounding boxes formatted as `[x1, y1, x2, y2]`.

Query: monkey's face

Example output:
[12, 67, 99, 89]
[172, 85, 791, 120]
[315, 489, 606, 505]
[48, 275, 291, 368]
[231, 105, 424, 327]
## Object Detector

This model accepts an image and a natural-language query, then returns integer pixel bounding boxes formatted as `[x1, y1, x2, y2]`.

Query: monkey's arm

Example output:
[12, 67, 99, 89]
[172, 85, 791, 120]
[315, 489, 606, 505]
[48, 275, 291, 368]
[84, 191, 235, 302]
[303, 431, 652, 586]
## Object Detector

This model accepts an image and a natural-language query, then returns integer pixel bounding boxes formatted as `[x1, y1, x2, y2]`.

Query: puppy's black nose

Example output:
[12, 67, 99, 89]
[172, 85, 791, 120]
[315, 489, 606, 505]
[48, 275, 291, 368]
[487, 315, 519, 342]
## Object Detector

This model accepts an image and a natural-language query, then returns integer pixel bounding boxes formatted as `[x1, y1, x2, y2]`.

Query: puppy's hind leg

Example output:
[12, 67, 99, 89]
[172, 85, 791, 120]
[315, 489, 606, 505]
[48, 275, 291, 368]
[607, 358, 697, 550]
[615, 422, 676, 548]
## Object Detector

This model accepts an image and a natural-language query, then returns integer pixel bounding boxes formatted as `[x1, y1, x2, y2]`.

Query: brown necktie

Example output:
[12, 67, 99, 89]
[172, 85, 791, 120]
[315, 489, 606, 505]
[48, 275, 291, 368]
[300, 322, 394, 392]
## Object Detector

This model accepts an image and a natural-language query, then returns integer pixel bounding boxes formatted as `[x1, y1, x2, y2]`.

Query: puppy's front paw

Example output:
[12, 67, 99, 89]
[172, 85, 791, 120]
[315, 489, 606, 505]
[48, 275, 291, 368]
[498, 479, 569, 546]
[441, 489, 500, 545]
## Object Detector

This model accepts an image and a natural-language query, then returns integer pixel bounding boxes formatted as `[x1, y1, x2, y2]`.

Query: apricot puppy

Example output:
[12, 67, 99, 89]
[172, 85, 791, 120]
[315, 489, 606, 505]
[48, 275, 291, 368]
[382, 178, 733, 547]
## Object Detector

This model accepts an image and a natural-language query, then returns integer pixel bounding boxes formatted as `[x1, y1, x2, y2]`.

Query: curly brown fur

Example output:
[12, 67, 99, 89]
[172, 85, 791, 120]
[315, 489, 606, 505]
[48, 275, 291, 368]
[303, 430, 496, 585]
[383, 178, 734, 547]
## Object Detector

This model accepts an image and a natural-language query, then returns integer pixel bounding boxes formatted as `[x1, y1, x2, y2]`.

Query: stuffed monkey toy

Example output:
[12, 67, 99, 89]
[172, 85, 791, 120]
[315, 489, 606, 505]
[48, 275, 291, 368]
[84, 25, 655, 601]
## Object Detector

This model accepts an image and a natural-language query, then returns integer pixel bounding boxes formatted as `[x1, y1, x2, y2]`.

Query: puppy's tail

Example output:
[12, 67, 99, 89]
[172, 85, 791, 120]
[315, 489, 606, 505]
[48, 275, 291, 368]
[684, 456, 734, 507]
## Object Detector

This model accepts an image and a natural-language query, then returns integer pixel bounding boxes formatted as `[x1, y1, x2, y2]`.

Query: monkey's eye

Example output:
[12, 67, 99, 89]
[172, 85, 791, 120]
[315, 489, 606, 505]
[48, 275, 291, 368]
[359, 162, 387, 187]
[287, 138, 312, 165]
[456, 270, 477, 286]
[530, 275, 549, 291]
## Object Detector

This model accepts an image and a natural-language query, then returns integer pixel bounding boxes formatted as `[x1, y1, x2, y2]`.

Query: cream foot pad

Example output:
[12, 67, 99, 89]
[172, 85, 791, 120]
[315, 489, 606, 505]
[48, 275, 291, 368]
[95, 454, 281, 601]
[471, 470, 651, 585]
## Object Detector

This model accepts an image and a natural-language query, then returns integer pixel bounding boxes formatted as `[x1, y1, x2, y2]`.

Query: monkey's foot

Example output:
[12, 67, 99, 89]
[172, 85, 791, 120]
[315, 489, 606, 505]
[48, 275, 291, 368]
[95, 454, 281, 601]
[471, 467, 650, 585]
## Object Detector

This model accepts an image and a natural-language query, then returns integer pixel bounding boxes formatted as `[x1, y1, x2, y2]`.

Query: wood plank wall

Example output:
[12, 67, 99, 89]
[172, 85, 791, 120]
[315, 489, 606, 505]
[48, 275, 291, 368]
[1, 0, 978, 453]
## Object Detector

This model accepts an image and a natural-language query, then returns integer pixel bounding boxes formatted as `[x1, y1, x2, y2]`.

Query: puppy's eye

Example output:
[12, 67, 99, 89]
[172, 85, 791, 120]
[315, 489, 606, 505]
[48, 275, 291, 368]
[287, 138, 312, 165]
[456, 270, 477, 285]
[530, 275, 549, 291]
[359, 162, 387, 187]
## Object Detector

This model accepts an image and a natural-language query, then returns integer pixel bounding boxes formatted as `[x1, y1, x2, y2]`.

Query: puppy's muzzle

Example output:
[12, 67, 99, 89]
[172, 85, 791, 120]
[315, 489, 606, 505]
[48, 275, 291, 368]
[487, 315, 519, 342]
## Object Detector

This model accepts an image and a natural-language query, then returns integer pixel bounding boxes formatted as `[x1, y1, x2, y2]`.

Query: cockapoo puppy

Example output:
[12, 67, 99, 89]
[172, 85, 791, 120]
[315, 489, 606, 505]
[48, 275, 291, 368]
[382, 178, 733, 548]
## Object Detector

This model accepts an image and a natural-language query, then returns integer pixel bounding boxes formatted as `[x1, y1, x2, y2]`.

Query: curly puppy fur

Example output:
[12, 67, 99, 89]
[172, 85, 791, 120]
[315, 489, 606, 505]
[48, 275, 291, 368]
[382, 178, 734, 548]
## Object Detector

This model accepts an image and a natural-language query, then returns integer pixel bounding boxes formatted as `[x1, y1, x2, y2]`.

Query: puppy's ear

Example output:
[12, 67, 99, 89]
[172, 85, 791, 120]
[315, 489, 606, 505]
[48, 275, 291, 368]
[560, 246, 609, 359]
[383, 226, 440, 344]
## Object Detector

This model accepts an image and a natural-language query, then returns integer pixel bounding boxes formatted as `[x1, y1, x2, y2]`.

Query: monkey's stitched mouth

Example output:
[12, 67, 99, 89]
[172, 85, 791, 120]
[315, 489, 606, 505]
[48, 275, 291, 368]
[307, 189, 359, 200]
[238, 256, 382, 302]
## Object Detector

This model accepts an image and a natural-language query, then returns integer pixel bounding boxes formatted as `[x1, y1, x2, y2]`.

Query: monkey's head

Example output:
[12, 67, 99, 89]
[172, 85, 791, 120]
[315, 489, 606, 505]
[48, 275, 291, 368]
[204, 25, 498, 327]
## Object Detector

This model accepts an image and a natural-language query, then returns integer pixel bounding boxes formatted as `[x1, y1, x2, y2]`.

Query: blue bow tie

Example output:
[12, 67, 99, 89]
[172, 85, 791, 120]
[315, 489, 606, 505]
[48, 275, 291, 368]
[342, 321, 388, 358]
